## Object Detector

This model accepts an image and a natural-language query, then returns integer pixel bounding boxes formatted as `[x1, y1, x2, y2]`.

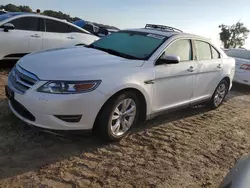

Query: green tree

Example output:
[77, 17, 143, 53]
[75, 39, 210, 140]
[219, 22, 249, 49]
[19, 5, 32, 12]
[0, 4, 21, 12]
[43, 10, 76, 22]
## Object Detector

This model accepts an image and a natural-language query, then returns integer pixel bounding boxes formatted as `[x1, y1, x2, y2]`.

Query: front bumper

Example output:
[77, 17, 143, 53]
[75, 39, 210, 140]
[7, 81, 107, 130]
[233, 71, 250, 86]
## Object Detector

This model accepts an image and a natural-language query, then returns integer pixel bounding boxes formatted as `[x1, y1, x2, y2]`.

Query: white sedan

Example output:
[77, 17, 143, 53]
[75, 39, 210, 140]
[6, 24, 235, 141]
[0, 12, 99, 62]
[226, 48, 250, 86]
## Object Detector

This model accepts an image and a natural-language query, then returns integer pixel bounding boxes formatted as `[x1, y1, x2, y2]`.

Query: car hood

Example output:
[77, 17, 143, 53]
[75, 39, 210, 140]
[18, 47, 144, 80]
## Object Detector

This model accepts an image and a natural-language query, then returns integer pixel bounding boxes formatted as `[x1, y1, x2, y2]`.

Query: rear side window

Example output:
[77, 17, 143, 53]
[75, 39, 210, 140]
[165, 39, 192, 61]
[83, 24, 94, 33]
[211, 46, 220, 59]
[9, 17, 39, 31]
[45, 19, 68, 33]
[67, 25, 87, 33]
[195, 41, 212, 60]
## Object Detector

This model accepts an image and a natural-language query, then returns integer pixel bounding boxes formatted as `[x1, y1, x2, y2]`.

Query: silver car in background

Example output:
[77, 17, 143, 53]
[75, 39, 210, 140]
[226, 48, 250, 86]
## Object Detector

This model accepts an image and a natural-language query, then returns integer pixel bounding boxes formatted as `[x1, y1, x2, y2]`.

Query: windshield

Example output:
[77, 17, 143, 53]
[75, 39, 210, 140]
[90, 31, 167, 60]
[0, 14, 13, 22]
[226, 49, 250, 60]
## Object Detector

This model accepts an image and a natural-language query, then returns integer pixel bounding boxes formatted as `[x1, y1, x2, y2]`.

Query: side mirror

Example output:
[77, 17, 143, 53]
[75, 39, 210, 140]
[157, 54, 180, 65]
[3, 23, 15, 32]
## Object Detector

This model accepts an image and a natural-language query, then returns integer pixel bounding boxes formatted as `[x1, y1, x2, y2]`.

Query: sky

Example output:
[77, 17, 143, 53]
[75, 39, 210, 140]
[2, 0, 250, 48]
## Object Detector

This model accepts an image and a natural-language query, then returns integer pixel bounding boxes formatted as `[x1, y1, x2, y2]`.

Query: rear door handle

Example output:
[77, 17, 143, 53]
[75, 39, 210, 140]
[187, 66, 194, 72]
[30, 34, 41, 38]
[67, 36, 74, 39]
[217, 64, 222, 69]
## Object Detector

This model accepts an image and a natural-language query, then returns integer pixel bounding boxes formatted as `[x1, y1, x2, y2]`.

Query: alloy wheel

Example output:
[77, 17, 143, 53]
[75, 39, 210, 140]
[109, 98, 137, 136]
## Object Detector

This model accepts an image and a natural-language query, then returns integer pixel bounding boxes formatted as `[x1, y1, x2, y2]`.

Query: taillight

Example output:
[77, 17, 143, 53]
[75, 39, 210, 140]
[240, 64, 250, 70]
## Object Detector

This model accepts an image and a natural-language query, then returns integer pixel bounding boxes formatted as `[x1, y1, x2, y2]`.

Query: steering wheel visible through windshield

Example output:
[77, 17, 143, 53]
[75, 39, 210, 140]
[88, 31, 168, 60]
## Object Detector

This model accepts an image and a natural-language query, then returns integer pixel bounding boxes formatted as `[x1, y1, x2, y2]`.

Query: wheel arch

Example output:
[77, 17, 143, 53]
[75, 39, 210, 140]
[212, 76, 231, 95]
[93, 87, 149, 131]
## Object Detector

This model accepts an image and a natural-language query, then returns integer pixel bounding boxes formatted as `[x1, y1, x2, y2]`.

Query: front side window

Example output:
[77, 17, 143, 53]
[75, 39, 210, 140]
[9, 17, 39, 31]
[165, 39, 192, 61]
[195, 40, 212, 60]
[89, 31, 167, 60]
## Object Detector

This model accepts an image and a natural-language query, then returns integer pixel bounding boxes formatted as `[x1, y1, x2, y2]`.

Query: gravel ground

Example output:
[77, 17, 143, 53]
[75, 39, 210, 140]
[0, 70, 250, 188]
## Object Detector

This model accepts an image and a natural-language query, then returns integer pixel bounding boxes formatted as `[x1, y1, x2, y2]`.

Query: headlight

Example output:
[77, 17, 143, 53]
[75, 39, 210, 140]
[37, 80, 101, 94]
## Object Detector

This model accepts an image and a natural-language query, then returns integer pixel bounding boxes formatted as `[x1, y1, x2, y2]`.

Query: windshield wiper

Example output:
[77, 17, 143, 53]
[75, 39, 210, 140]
[86, 45, 141, 60]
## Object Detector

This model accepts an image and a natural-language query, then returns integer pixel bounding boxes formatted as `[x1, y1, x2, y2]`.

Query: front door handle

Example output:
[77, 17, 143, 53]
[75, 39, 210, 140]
[187, 66, 194, 72]
[217, 64, 222, 69]
[67, 36, 74, 39]
[30, 34, 41, 38]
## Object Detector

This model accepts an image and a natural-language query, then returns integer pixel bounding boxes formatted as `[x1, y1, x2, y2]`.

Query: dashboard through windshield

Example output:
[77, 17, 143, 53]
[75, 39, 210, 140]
[89, 31, 168, 60]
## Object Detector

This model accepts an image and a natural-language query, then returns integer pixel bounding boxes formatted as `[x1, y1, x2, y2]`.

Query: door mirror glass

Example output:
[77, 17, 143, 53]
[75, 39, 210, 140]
[158, 54, 180, 65]
[3, 23, 14, 32]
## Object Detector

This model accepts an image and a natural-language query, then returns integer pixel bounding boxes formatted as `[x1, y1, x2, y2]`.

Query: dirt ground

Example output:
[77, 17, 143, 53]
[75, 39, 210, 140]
[0, 70, 250, 188]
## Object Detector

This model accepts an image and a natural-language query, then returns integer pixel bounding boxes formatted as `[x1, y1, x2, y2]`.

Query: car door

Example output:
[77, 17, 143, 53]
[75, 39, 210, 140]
[63, 24, 86, 46]
[0, 16, 42, 60]
[191, 40, 223, 102]
[42, 18, 63, 50]
[9, 16, 43, 53]
[153, 39, 197, 112]
[65, 24, 98, 46]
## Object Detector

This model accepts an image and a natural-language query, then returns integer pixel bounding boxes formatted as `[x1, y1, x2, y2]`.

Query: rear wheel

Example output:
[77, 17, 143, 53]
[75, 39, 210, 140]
[209, 80, 228, 109]
[95, 92, 140, 141]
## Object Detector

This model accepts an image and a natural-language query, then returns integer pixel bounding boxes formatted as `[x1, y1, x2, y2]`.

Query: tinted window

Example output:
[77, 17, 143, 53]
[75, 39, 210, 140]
[165, 39, 192, 61]
[67, 25, 86, 33]
[211, 46, 220, 59]
[90, 31, 167, 60]
[9, 17, 39, 31]
[195, 41, 212, 60]
[45, 19, 68, 33]
[99, 28, 109, 35]
[83, 24, 94, 33]
[0, 11, 7, 15]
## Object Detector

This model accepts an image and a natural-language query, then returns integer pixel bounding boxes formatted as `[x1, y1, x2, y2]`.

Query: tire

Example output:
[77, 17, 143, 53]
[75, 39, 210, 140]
[209, 79, 229, 109]
[95, 91, 140, 142]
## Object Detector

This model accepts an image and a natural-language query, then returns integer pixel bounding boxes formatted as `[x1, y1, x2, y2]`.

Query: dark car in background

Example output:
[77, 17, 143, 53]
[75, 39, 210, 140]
[73, 20, 99, 36]
[0, 10, 7, 15]
[73, 19, 119, 37]
[98, 27, 119, 37]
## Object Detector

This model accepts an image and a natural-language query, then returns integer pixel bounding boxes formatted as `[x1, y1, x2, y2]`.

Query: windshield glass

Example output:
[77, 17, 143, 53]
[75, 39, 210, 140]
[90, 31, 167, 60]
[0, 14, 14, 22]
[226, 49, 250, 60]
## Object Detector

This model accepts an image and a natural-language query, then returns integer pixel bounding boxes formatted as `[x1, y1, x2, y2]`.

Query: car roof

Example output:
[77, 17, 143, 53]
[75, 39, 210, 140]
[4, 12, 69, 22]
[125, 28, 205, 39]
[227, 48, 250, 52]
[1, 12, 91, 34]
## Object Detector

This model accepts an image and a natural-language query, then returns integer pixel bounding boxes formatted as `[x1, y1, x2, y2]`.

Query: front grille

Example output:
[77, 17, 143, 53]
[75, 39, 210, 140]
[9, 65, 39, 94]
[10, 99, 36, 122]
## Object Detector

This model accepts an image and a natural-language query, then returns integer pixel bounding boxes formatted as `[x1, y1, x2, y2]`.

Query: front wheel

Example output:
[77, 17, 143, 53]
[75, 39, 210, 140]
[209, 80, 228, 109]
[95, 92, 140, 141]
